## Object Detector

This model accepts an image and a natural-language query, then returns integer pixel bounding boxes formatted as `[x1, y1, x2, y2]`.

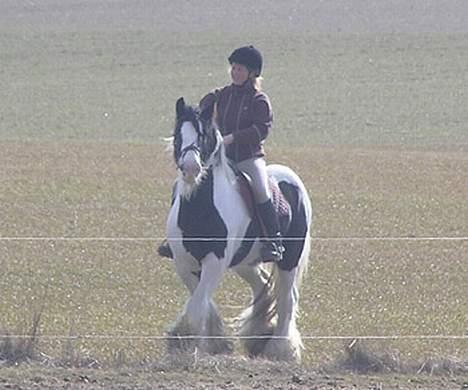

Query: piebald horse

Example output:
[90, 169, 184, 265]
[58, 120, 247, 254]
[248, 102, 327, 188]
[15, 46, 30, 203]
[165, 97, 312, 362]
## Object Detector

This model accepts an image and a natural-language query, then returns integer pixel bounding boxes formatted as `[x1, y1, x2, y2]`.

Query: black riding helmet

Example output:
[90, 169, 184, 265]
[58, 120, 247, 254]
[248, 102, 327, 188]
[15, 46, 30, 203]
[228, 45, 263, 77]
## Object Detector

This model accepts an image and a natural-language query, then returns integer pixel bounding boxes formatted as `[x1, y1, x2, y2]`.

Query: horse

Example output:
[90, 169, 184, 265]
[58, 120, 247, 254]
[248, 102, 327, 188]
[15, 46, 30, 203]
[164, 97, 312, 362]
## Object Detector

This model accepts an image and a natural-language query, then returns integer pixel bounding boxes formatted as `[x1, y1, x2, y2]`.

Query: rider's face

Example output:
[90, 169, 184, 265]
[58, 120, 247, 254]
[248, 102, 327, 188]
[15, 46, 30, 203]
[230, 63, 250, 85]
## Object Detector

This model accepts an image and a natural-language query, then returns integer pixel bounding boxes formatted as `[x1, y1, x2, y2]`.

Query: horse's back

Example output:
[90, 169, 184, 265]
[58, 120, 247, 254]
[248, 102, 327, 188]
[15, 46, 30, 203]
[267, 164, 307, 188]
[267, 164, 311, 215]
[267, 164, 312, 272]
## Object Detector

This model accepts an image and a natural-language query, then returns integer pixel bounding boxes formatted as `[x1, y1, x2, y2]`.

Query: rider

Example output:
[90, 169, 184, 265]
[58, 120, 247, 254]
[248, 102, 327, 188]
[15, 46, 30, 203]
[199, 45, 283, 262]
[158, 45, 283, 262]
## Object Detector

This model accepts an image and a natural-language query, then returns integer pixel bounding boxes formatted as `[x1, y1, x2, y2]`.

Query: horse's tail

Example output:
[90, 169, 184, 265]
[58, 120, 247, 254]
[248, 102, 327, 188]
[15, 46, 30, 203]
[266, 164, 312, 361]
[295, 183, 313, 290]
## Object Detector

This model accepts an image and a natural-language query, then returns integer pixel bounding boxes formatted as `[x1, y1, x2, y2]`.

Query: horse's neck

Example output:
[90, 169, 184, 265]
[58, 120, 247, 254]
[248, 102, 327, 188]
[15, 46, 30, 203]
[211, 141, 237, 180]
[178, 164, 239, 206]
[215, 151, 238, 184]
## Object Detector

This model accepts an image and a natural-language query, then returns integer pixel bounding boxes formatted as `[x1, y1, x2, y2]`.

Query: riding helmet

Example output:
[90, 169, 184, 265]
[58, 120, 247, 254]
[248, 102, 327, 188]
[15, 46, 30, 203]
[228, 45, 263, 77]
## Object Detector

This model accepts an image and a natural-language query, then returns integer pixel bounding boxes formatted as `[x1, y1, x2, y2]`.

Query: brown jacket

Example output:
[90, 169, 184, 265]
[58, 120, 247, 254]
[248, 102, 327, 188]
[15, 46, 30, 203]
[199, 82, 273, 163]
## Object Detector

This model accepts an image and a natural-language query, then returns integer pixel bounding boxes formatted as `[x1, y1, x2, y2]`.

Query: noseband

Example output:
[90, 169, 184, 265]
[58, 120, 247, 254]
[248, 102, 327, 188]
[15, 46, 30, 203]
[177, 142, 202, 171]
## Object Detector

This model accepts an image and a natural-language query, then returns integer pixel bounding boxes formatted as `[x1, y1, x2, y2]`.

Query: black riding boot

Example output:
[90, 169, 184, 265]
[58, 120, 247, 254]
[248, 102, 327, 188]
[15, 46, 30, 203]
[257, 199, 284, 262]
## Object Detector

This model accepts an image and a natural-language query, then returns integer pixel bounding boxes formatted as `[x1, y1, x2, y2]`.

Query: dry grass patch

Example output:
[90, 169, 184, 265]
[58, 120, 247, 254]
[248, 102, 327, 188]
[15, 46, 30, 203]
[0, 312, 41, 366]
[325, 339, 468, 377]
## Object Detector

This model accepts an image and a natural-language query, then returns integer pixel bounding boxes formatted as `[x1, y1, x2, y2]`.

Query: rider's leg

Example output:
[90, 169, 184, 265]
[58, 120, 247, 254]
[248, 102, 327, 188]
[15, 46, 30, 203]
[257, 198, 283, 261]
[236, 157, 283, 262]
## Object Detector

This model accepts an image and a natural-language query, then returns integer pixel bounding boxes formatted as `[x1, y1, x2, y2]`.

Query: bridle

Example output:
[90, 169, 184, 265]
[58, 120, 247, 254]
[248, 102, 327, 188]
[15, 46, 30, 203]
[176, 142, 202, 171]
[176, 109, 222, 174]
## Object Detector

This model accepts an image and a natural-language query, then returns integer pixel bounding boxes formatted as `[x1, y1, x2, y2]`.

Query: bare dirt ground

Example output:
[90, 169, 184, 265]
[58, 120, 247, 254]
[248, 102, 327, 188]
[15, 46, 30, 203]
[0, 355, 466, 389]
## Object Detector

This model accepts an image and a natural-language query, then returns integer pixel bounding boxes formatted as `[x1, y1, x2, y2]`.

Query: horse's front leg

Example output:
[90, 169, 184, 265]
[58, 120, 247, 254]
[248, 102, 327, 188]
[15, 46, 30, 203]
[181, 253, 232, 354]
[167, 254, 201, 353]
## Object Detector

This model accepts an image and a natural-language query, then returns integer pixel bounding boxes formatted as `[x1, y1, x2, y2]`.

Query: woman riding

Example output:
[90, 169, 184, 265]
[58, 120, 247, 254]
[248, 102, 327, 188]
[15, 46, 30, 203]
[159, 45, 283, 262]
[199, 45, 283, 262]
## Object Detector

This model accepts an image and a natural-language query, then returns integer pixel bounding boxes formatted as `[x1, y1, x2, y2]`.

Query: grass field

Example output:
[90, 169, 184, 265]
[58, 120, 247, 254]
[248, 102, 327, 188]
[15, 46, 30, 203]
[1, 1, 467, 388]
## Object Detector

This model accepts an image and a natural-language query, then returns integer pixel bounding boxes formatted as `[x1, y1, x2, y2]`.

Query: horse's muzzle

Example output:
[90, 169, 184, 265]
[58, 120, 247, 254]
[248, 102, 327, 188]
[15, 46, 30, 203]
[180, 160, 201, 183]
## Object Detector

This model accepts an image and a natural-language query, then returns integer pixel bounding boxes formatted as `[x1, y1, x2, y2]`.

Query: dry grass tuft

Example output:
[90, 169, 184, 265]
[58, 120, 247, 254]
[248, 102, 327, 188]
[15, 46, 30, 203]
[0, 312, 42, 366]
[1, 312, 100, 369]
[329, 339, 401, 374]
[416, 355, 468, 376]
[324, 339, 468, 377]
[52, 337, 101, 369]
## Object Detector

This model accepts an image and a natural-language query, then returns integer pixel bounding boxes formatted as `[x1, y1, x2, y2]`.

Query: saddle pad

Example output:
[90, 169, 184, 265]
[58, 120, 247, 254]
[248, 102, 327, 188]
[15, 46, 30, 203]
[269, 178, 291, 218]
[237, 173, 291, 219]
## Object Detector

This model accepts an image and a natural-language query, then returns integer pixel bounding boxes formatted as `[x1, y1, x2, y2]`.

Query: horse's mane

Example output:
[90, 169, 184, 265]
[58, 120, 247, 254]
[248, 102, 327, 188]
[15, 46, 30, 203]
[175, 105, 199, 132]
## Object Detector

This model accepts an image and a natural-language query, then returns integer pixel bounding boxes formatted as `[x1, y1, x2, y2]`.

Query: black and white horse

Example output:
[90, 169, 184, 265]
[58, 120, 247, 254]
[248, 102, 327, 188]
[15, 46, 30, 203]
[164, 97, 312, 362]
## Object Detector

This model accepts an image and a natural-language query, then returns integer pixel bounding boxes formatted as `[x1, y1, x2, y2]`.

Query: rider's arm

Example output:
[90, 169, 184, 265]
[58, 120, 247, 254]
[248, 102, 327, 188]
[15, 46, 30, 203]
[233, 94, 272, 145]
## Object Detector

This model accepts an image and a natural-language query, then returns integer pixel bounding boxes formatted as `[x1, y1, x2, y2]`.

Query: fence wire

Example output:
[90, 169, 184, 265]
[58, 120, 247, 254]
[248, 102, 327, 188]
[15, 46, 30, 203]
[0, 236, 467, 241]
[1, 334, 467, 341]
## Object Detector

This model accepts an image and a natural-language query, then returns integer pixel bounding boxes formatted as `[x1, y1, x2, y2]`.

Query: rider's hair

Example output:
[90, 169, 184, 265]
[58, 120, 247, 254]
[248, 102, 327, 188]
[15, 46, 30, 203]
[251, 75, 262, 92]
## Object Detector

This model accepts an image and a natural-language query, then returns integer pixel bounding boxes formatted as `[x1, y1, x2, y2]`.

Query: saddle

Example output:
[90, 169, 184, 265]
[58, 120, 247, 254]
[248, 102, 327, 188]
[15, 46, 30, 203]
[236, 171, 292, 234]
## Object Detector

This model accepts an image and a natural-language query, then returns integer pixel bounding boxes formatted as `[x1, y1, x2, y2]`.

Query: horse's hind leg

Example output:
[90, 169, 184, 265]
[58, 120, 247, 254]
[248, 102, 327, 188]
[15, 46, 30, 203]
[234, 263, 276, 357]
[263, 267, 303, 363]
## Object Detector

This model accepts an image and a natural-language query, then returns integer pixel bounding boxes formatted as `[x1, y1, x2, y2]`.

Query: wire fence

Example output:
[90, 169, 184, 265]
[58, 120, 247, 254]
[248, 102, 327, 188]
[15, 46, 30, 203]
[1, 236, 467, 242]
[2, 334, 467, 341]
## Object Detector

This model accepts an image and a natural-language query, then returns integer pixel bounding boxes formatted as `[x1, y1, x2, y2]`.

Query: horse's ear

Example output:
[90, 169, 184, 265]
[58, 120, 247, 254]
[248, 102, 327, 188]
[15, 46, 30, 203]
[176, 97, 186, 119]
[200, 102, 214, 122]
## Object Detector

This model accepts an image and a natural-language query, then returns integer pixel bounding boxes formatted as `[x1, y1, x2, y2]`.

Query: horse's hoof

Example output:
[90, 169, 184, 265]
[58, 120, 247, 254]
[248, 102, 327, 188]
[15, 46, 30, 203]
[262, 338, 301, 363]
[166, 333, 197, 354]
[201, 338, 234, 355]
[240, 329, 274, 357]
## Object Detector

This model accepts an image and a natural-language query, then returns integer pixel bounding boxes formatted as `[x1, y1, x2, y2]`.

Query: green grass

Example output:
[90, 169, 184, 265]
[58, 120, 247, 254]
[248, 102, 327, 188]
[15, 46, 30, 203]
[1, 30, 468, 148]
[1, 142, 467, 366]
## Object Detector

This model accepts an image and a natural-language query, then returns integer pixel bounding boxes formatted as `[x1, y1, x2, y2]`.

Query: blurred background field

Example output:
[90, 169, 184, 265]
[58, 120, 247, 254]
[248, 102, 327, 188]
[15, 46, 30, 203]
[2, 1, 468, 147]
[0, 0, 467, 369]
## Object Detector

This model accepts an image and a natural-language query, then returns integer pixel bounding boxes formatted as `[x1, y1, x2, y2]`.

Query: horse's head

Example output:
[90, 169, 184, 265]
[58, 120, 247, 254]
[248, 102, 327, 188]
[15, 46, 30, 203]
[173, 97, 221, 187]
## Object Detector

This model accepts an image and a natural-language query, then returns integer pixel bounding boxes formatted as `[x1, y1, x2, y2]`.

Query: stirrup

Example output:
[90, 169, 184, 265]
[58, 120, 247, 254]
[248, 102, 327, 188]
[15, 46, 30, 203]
[261, 240, 284, 263]
[157, 239, 173, 259]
